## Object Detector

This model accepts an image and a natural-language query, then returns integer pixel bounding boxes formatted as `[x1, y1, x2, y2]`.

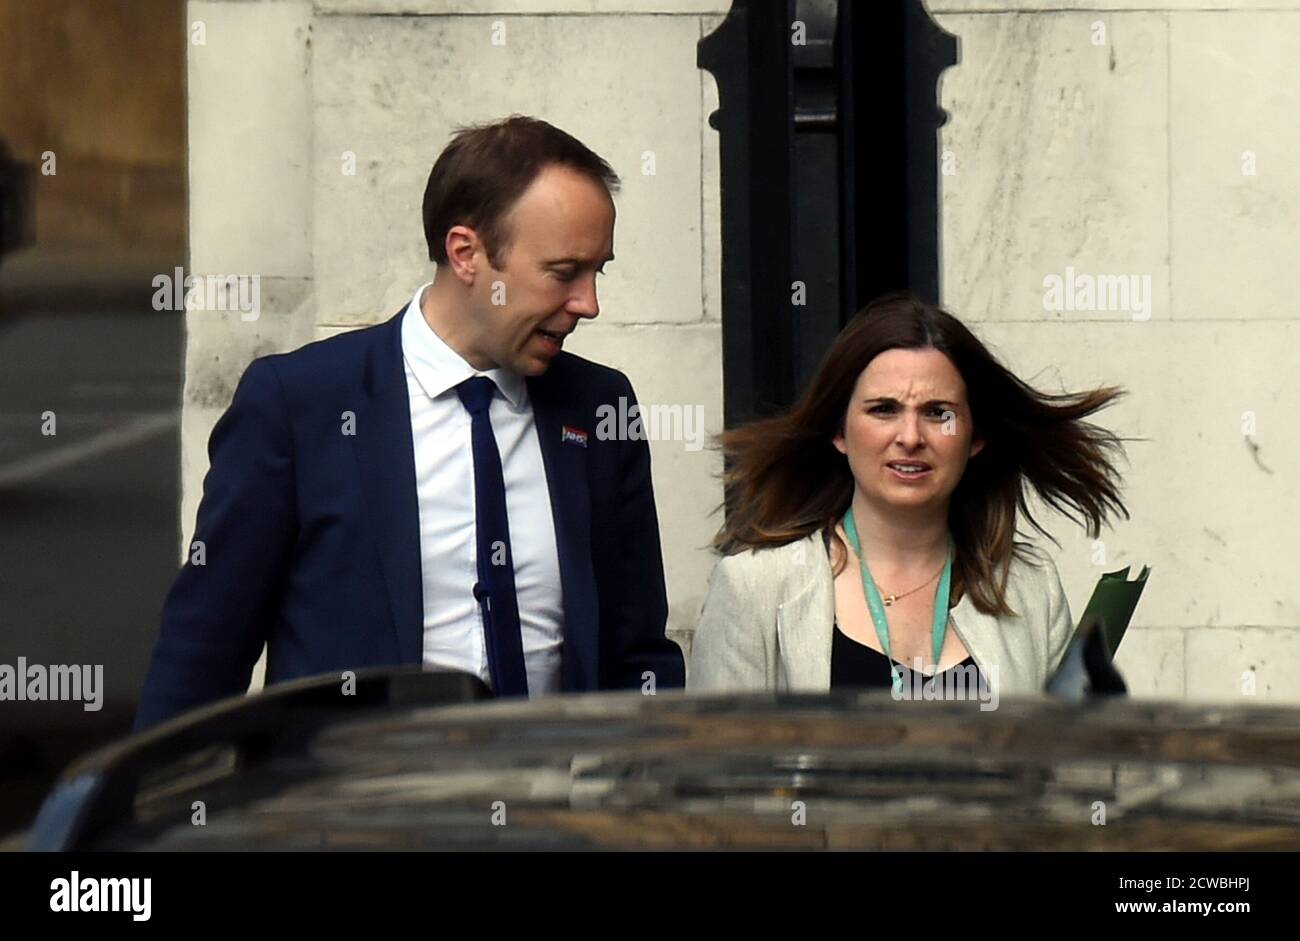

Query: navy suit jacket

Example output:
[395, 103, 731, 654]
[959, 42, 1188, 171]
[135, 307, 684, 728]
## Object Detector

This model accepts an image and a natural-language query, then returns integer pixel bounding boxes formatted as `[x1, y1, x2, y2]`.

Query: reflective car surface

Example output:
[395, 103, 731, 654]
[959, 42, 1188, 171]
[27, 667, 1300, 851]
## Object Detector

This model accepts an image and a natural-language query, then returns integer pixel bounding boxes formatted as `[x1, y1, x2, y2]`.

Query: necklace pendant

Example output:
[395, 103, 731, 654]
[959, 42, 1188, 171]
[883, 594, 896, 607]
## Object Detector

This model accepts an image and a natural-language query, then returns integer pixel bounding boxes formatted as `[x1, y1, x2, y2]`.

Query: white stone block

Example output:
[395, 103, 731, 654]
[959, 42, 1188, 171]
[188, 0, 314, 277]
[1186, 627, 1300, 702]
[701, 14, 724, 323]
[1113, 627, 1184, 699]
[1171, 12, 1300, 321]
[936, 12, 1170, 322]
[180, 277, 315, 551]
[972, 320, 1300, 632]
[312, 14, 705, 326]
[566, 322, 724, 638]
[317, 0, 731, 14]
[182, 278, 315, 406]
[929, 1, 1300, 11]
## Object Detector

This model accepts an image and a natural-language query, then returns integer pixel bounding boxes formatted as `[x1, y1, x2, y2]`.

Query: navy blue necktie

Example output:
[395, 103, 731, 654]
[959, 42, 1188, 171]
[456, 376, 529, 697]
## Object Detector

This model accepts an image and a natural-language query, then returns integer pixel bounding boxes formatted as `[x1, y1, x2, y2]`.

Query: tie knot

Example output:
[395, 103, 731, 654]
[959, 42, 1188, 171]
[456, 376, 497, 415]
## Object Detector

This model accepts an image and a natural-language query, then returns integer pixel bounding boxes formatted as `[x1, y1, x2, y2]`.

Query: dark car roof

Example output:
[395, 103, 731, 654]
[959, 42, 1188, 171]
[32, 671, 1300, 851]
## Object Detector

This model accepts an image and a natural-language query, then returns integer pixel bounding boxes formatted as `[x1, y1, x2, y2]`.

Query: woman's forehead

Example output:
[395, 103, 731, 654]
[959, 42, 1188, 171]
[856, 348, 966, 398]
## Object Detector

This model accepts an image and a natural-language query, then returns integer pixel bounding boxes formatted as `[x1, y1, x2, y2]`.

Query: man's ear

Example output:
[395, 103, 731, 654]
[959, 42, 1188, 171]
[444, 225, 480, 286]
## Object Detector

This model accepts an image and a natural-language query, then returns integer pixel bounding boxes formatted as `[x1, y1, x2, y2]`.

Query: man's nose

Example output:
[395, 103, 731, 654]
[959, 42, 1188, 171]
[568, 274, 600, 319]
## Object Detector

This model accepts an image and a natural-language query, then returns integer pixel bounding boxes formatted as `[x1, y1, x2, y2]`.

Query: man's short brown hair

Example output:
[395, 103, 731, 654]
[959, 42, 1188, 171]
[422, 115, 620, 268]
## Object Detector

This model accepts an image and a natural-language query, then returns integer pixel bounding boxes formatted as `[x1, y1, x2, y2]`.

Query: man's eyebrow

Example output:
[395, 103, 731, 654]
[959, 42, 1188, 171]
[544, 254, 615, 266]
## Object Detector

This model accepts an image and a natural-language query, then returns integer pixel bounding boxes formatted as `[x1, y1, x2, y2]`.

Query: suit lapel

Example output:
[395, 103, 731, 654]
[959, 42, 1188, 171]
[349, 315, 600, 678]
[528, 366, 598, 691]
[353, 309, 424, 663]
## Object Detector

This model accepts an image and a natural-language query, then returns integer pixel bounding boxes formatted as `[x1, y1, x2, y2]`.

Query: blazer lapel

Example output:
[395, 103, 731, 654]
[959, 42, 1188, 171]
[776, 535, 835, 691]
[352, 309, 424, 664]
[949, 597, 1024, 695]
[527, 368, 598, 691]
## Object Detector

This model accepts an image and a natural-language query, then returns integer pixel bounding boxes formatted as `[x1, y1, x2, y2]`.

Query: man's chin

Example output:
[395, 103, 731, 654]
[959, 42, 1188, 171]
[517, 355, 556, 377]
[513, 333, 566, 376]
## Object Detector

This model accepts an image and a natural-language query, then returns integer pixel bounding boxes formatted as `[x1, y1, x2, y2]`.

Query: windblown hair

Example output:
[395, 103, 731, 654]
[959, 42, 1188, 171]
[714, 293, 1132, 616]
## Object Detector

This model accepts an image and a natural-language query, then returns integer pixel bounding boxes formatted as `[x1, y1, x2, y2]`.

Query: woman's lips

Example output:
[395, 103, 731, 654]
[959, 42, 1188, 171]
[886, 462, 933, 481]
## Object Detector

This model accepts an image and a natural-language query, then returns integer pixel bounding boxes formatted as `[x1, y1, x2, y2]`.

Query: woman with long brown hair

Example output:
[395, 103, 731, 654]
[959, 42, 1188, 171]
[690, 293, 1130, 697]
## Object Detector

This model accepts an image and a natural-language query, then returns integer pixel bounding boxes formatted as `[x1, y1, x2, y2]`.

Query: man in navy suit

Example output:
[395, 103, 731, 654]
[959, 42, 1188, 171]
[136, 116, 685, 729]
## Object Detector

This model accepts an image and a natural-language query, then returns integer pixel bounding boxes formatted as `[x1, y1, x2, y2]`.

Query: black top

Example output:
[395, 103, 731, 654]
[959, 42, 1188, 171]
[830, 622, 982, 691]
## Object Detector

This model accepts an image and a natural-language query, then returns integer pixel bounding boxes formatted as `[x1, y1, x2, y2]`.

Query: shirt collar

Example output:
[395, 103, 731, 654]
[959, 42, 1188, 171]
[400, 282, 527, 409]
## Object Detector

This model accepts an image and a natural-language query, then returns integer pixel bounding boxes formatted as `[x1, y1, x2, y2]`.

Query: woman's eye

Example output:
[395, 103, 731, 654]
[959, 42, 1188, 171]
[867, 404, 950, 418]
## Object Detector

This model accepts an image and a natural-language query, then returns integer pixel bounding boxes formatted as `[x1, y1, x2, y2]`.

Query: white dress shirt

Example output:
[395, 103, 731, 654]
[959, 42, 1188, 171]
[401, 283, 564, 695]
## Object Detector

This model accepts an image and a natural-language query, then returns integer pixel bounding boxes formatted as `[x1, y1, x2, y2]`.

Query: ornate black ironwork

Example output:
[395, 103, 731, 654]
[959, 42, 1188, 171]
[700, 0, 958, 424]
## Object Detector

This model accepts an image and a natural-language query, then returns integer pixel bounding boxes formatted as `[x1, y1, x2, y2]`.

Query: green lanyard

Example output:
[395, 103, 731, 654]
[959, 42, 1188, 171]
[841, 508, 954, 693]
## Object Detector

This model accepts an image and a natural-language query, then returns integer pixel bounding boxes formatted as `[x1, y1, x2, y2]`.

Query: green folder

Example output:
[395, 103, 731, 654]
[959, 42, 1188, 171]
[1077, 564, 1151, 656]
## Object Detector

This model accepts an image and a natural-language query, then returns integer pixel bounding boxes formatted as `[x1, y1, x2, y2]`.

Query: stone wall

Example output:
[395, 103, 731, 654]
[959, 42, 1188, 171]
[184, 0, 1299, 702]
[930, 0, 1300, 700]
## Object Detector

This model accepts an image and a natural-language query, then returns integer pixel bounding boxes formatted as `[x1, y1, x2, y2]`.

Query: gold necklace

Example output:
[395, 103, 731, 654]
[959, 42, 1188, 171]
[845, 539, 949, 606]
[878, 566, 945, 606]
